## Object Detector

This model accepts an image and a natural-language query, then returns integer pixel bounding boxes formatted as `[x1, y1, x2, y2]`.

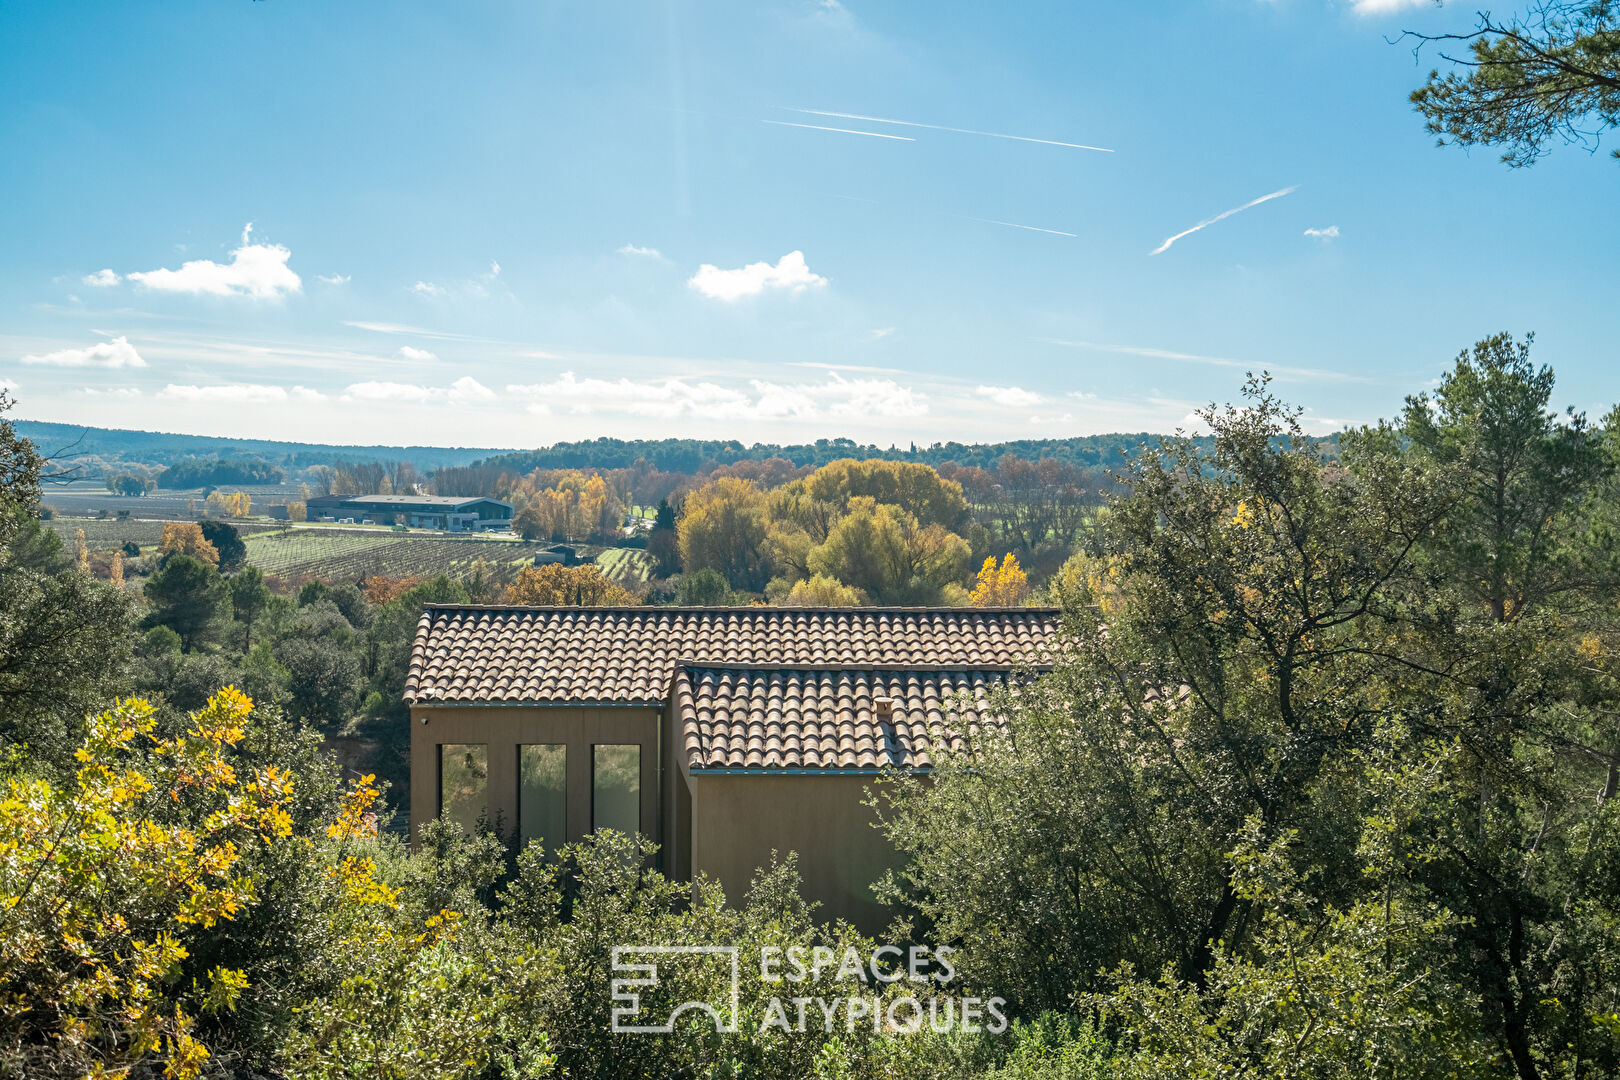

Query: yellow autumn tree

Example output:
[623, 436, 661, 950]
[205, 491, 251, 518]
[512, 471, 624, 542]
[287, 500, 308, 522]
[0, 690, 296, 1079]
[159, 521, 220, 567]
[74, 527, 88, 571]
[782, 573, 866, 606]
[678, 477, 770, 590]
[109, 549, 125, 587]
[1048, 549, 1124, 614]
[969, 553, 1030, 607]
[503, 563, 637, 606]
[788, 458, 969, 531]
[805, 497, 971, 606]
[0, 688, 425, 1080]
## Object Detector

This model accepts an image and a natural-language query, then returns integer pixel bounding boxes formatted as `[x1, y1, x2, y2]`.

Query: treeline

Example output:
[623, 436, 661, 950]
[473, 431, 1233, 475]
[157, 456, 285, 488]
[12, 418, 1248, 484]
[306, 459, 425, 497]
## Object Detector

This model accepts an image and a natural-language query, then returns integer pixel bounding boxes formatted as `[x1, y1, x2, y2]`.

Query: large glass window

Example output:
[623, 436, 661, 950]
[519, 743, 567, 855]
[439, 744, 487, 835]
[592, 744, 640, 838]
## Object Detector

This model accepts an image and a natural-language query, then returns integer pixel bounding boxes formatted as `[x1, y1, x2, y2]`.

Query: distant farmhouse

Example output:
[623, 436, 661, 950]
[306, 494, 513, 531]
[405, 605, 1057, 928]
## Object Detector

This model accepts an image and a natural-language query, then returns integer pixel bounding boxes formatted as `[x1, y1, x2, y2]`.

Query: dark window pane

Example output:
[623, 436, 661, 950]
[439, 744, 487, 835]
[519, 743, 567, 856]
[592, 744, 640, 838]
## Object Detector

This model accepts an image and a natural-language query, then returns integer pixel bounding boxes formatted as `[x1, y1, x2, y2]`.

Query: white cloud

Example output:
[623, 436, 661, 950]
[808, 0, 855, 27]
[21, 336, 147, 369]
[397, 346, 438, 362]
[618, 244, 665, 259]
[449, 375, 496, 404]
[1303, 225, 1341, 241]
[343, 381, 433, 403]
[505, 370, 923, 420]
[342, 320, 481, 340]
[82, 269, 120, 287]
[126, 223, 302, 299]
[507, 372, 745, 418]
[317, 273, 351, 285]
[157, 383, 321, 404]
[407, 261, 504, 300]
[688, 251, 827, 301]
[82, 387, 143, 400]
[802, 375, 926, 418]
[1348, 0, 1432, 13]
[464, 260, 503, 299]
[340, 377, 495, 405]
[865, 327, 895, 341]
[1150, 186, 1298, 255]
[976, 384, 1044, 407]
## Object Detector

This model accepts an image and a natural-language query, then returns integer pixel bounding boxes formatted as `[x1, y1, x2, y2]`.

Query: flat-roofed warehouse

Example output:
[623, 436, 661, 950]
[306, 494, 513, 531]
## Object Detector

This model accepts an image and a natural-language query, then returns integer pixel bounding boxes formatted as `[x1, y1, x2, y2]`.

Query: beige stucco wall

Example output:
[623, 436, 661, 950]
[687, 773, 899, 932]
[411, 702, 905, 933]
[410, 704, 661, 856]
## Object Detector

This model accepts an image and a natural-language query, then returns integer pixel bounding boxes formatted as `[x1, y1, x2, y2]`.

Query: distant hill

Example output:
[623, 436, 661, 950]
[14, 421, 1329, 478]
[13, 420, 505, 472]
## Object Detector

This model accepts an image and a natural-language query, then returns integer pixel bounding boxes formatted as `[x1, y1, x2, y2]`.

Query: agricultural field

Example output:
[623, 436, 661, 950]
[45, 517, 284, 550]
[595, 547, 658, 589]
[40, 479, 303, 520]
[241, 528, 567, 584]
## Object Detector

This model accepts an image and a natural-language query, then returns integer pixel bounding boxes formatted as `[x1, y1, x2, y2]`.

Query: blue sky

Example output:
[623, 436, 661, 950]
[2, 0, 1615, 449]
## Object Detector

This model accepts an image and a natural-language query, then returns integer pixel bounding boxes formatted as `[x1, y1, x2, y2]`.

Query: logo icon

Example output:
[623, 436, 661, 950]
[610, 945, 740, 1033]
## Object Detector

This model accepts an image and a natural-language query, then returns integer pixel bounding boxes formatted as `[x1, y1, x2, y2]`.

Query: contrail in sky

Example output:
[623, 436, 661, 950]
[761, 120, 914, 141]
[789, 108, 1113, 152]
[963, 216, 1077, 237]
[1150, 186, 1298, 255]
[1039, 337, 1366, 383]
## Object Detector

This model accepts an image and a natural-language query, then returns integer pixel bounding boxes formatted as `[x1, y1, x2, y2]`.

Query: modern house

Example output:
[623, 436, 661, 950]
[406, 605, 1059, 928]
[306, 494, 513, 531]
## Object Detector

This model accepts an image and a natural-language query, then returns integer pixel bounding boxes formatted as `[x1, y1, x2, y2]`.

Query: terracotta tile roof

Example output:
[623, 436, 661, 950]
[405, 605, 1059, 705]
[675, 664, 1035, 772]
